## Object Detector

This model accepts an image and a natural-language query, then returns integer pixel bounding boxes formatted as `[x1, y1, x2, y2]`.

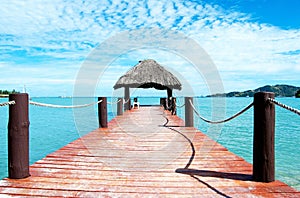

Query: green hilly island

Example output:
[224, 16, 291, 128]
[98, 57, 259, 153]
[208, 84, 300, 97]
[0, 89, 20, 97]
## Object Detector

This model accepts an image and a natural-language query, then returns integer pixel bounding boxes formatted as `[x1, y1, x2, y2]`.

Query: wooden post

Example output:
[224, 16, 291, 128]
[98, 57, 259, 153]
[185, 97, 194, 127]
[171, 97, 176, 115]
[8, 93, 30, 179]
[124, 87, 130, 111]
[117, 97, 123, 116]
[160, 97, 167, 110]
[160, 98, 165, 106]
[98, 97, 107, 128]
[167, 88, 172, 110]
[253, 92, 275, 182]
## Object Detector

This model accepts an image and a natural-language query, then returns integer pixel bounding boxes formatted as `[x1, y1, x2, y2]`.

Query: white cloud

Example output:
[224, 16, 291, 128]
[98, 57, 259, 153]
[0, 62, 7, 68]
[0, 0, 299, 96]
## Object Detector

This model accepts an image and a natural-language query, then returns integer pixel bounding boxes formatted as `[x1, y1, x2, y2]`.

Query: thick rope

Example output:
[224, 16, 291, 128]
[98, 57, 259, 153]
[29, 100, 102, 108]
[0, 100, 16, 107]
[177, 104, 186, 108]
[176, 101, 186, 108]
[107, 99, 122, 105]
[189, 99, 254, 124]
[268, 98, 300, 116]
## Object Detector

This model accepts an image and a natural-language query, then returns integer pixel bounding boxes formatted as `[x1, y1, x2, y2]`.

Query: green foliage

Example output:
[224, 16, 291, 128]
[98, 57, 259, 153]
[208, 85, 300, 97]
[296, 90, 300, 98]
[254, 85, 300, 97]
[0, 89, 19, 95]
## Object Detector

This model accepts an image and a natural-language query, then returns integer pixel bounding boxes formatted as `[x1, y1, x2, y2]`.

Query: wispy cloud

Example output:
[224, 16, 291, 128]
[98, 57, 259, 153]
[0, 0, 299, 96]
[278, 49, 300, 56]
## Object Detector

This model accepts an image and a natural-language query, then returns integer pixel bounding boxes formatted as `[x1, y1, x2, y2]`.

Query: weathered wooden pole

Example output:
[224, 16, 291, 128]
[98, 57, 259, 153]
[8, 93, 30, 179]
[171, 97, 176, 115]
[160, 97, 167, 110]
[160, 98, 164, 106]
[117, 97, 123, 116]
[98, 97, 107, 128]
[253, 92, 275, 182]
[124, 87, 130, 111]
[185, 97, 194, 127]
[167, 88, 172, 110]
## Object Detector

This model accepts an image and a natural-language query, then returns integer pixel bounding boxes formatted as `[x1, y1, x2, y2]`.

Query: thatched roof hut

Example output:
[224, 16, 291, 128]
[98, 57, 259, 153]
[113, 59, 182, 90]
[113, 59, 182, 110]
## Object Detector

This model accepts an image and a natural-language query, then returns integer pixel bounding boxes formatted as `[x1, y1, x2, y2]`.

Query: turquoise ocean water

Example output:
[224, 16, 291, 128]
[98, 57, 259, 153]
[0, 97, 299, 190]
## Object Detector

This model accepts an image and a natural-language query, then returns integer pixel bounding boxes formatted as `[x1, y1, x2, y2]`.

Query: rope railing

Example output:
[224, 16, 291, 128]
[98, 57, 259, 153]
[4, 93, 298, 183]
[189, 99, 254, 124]
[0, 100, 16, 107]
[172, 96, 185, 108]
[177, 103, 185, 108]
[176, 101, 185, 108]
[268, 98, 300, 116]
[29, 100, 102, 108]
[107, 99, 122, 105]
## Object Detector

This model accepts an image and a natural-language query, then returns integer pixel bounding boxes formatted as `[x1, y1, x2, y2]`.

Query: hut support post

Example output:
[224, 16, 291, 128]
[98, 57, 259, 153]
[185, 97, 194, 127]
[160, 97, 167, 110]
[124, 87, 130, 111]
[160, 98, 164, 106]
[253, 92, 275, 182]
[98, 97, 108, 128]
[167, 88, 172, 111]
[8, 93, 30, 179]
[171, 97, 176, 115]
[117, 97, 123, 116]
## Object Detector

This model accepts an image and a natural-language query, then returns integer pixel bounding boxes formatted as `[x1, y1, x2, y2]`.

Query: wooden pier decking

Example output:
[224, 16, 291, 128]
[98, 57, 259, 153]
[0, 106, 298, 197]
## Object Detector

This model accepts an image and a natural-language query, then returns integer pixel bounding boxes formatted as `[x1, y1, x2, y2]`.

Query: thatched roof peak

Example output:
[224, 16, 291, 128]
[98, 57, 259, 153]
[113, 59, 182, 90]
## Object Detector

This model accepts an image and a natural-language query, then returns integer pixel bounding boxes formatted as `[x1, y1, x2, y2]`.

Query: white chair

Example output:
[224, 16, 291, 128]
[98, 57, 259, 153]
[132, 98, 140, 109]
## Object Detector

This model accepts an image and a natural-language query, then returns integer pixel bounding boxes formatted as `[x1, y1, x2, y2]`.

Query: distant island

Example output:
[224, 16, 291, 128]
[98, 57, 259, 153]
[296, 90, 300, 98]
[207, 84, 300, 97]
[0, 89, 20, 98]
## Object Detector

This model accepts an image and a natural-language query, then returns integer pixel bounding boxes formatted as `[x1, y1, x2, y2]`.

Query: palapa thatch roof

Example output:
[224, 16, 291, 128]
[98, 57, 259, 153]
[113, 59, 182, 90]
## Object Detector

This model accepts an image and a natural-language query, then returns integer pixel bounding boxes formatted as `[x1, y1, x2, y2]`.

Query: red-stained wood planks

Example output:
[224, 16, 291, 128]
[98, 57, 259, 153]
[0, 106, 298, 197]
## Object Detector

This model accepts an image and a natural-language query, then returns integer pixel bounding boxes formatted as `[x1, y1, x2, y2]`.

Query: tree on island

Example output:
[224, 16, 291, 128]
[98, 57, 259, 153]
[0, 89, 19, 95]
[296, 90, 300, 98]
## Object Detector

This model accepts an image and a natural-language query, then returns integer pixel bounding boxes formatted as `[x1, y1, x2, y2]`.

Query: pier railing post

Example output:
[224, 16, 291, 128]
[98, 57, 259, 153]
[171, 97, 176, 115]
[8, 93, 30, 179]
[117, 97, 123, 116]
[98, 97, 107, 128]
[160, 97, 167, 110]
[160, 98, 164, 108]
[124, 87, 130, 111]
[185, 97, 194, 127]
[253, 92, 275, 182]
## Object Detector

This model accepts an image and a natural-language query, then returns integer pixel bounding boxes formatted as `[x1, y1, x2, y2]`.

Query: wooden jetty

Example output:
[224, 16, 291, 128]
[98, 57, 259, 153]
[0, 106, 298, 197]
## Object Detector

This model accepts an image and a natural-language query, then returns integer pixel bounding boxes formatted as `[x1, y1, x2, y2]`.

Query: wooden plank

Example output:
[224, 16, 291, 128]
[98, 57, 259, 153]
[0, 106, 298, 197]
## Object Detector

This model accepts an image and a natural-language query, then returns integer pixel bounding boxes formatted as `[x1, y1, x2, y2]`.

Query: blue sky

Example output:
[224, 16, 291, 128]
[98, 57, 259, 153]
[0, 0, 299, 96]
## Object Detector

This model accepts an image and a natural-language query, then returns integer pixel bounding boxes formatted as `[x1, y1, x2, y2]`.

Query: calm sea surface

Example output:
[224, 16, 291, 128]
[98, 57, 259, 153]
[0, 97, 299, 190]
